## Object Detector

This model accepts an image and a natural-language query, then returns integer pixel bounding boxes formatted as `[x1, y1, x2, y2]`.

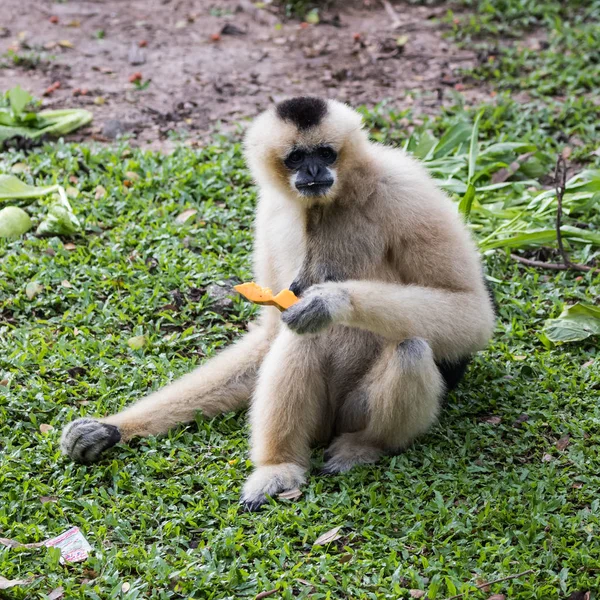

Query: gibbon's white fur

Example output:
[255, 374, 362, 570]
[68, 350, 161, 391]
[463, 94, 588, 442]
[61, 97, 496, 511]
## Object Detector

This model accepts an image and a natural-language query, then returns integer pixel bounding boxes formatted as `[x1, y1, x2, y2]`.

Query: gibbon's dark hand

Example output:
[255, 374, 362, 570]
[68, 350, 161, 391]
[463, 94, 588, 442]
[282, 283, 351, 334]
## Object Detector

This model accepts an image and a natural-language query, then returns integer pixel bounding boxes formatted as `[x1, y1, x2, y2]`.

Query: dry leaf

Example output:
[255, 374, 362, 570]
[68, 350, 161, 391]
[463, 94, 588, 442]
[255, 589, 278, 600]
[62, 280, 73, 288]
[0, 576, 34, 590]
[556, 435, 570, 451]
[0, 537, 44, 549]
[125, 171, 140, 181]
[175, 209, 198, 224]
[26, 281, 44, 300]
[484, 416, 502, 425]
[278, 488, 302, 501]
[561, 146, 572, 159]
[491, 152, 535, 184]
[542, 453, 553, 462]
[40, 424, 54, 434]
[40, 496, 59, 504]
[582, 359, 595, 368]
[58, 40, 74, 48]
[64, 242, 76, 250]
[121, 582, 131, 592]
[572, 482, 583, 489]
[127, 335, 147, 350]
[94, 185, 106, 199]
[409, 591, 425, 599]
[0, 379, 8, 386]
[339, 553, 352, 563]
[48, 586, 65, 599]
[313, 526, 342, 546]
[487, 595, 506, 600]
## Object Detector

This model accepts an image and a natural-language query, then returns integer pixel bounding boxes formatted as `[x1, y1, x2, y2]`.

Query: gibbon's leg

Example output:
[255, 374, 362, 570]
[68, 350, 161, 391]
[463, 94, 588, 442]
[241, 328, 329, 511]
[60, 325, 273, 464]
[322, 338, 444, 474]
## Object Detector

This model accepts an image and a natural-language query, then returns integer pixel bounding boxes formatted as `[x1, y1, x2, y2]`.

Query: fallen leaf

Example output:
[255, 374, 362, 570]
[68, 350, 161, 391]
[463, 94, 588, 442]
[487, 595, 506, 600]
[0, 379, 8, 386]
[278, 488, 302, 501]
[67, 20, 81, 27]
[512, 413, 529, 427]
[409, 591, 425, 599]
[63, 242, 76, 250]
[26, 281, 44, 300]
[62, 280, 73, 289]
[66, 185, 79, 198]
[93, 96, 106, 105]
[125, 171, 140, 181]
[582, 359, 594, 368]
[0, 576, 34, 590]
[0, 537, 44, 549]
[561, 146, 572, 159]
[572, 482, 583, 489]
[176, 209, 198, 224]
[40, 424, 54, 434]
[95, 185, 107, 199]
[313, 526, 342, 546]
[556, 435, 570, 451]
[40, 496, 59, 504]
[47, 587, 65, 600]
[339, 553, 352, 563]
[121, 582, 131, 593]
[10, 162, 28, 173]
[396, 34, 409, 47]
[0, 206, 33, 238]
[58, 40, 74, 48]
[542, 453, 553, 462]
[491, 152, 535, 184]
[483, 416, 502, 425]
[127, 335, 147, 350]
[49, 16, 59, 24]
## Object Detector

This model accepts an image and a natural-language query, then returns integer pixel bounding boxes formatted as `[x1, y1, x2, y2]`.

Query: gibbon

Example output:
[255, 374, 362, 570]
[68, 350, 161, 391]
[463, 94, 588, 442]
[61, 97, 496, 511]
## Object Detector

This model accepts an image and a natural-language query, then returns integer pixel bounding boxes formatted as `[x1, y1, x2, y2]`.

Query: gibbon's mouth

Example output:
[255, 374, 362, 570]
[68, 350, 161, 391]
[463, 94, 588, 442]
[295, 180, 334, 196]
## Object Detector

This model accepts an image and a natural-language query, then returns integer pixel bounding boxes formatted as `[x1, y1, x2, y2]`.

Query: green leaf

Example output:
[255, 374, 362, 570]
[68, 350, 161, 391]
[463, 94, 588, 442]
[0, 206, 33, 238]
[467, 110, 483, 183]
[36, 187, 81, 236]
[0, 175, 59, 202]
[7, 86, 33, 116]
[544, 303, 600, 343]
[480, 226, 600, 251]
[432, 121, 472, 159]
[458, 183, 476, 220]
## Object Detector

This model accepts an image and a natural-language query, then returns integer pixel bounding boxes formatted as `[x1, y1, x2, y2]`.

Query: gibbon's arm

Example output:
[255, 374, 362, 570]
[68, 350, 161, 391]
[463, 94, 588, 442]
[282, 281, 495, 362]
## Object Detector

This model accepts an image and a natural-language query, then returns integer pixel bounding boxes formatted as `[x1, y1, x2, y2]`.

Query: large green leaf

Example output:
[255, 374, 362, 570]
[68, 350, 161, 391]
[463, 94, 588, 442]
[458, 183, 476, 220]
[544, 303, 600, 343]
[480, 226, 600, 251]
[7, 86, 33, 116]
[0, 175, 59, 201]
[432, 122, 472, 159]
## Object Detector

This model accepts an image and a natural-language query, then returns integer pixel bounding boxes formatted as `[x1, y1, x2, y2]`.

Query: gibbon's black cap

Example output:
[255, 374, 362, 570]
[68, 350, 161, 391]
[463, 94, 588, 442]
[276, 96, 327, 130]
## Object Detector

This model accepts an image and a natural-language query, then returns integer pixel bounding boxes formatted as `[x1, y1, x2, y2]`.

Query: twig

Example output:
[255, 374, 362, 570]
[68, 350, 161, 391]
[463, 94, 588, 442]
[255, 589, 278, 600]
[444, 569, 534, 600]
[380, 0, 402, 29]
[554, 155, 571, 268]
[510, 254, 599, 273]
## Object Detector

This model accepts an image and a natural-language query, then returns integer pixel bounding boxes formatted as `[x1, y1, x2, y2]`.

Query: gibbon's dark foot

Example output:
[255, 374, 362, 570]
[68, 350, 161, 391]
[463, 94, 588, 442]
[321, 432, 382, 474]
[60, 418, 121, 464]
[240, 463, 306, 511]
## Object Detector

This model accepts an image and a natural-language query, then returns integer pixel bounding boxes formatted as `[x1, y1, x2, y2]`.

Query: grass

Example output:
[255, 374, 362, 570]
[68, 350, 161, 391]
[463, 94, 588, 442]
[1, 1, 600, 599]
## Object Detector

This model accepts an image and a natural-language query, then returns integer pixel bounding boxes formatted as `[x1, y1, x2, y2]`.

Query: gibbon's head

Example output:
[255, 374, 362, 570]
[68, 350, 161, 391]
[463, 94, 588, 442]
[244, 97, 367, 203]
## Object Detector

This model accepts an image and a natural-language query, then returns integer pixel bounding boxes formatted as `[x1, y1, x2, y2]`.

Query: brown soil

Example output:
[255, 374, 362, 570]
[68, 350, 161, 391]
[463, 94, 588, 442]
[1, 0, 488, 150]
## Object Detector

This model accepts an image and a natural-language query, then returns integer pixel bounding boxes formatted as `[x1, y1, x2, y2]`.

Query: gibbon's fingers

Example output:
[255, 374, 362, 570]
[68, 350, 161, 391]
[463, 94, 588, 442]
[60, 324, 273, 463]
[60, 418, 121, 464]
[323, 280, 495, 361]
[240, 463, 306, 511]
[281, 284, 351, 334]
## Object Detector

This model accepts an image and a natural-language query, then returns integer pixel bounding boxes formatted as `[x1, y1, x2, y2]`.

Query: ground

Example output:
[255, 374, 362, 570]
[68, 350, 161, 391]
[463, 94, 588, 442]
[1, 0, 491, 149]
[1, 1, 600, 599]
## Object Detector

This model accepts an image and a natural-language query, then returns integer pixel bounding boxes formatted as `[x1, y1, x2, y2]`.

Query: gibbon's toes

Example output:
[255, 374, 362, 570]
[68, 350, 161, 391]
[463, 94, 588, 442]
[60, 418, 121, 464]
[321, 433, 382, 474]
[240, 463, 306, 511]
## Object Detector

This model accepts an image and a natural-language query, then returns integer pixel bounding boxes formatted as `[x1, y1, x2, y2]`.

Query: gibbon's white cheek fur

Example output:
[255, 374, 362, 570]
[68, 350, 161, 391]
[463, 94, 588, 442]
[59, 96, 496, 512]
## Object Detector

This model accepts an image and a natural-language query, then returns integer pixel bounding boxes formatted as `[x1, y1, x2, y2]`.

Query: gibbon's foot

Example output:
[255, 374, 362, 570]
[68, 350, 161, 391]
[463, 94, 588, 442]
[60, 418, 121, 464]
[321, 432, 382, 474]
[240, 463, 306, 511]
[282, 284, 351, 335]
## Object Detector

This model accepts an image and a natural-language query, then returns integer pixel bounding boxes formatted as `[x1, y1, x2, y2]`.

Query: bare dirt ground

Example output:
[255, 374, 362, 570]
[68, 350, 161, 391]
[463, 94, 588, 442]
[1, 0, 488, 150]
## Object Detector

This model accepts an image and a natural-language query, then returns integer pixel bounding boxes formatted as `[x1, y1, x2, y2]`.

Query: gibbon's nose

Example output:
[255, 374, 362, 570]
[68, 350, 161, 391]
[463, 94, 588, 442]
[306, 162, 319, 178]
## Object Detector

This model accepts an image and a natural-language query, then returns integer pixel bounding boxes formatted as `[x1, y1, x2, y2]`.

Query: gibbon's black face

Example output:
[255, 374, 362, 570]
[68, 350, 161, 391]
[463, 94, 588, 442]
[284, 145, 337, 196]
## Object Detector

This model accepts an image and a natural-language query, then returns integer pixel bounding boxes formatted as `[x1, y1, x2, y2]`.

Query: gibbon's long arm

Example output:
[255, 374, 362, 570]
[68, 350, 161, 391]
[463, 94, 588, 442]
[61, 324, 273, 462]
[282, 281, 495, 363]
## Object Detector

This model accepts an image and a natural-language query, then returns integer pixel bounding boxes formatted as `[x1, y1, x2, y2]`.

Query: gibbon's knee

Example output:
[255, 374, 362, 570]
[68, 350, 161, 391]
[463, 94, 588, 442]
[323, 338, 443, 474]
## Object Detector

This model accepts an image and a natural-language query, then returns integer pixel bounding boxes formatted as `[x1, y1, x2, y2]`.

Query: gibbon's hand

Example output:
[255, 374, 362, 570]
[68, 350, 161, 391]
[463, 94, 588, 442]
[282, 283, 351, 334]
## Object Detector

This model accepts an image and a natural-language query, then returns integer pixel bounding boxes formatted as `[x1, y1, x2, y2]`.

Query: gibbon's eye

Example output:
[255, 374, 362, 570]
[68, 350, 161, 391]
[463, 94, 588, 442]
[317, 146, 337, 163]
[285, 150, 305, 169]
